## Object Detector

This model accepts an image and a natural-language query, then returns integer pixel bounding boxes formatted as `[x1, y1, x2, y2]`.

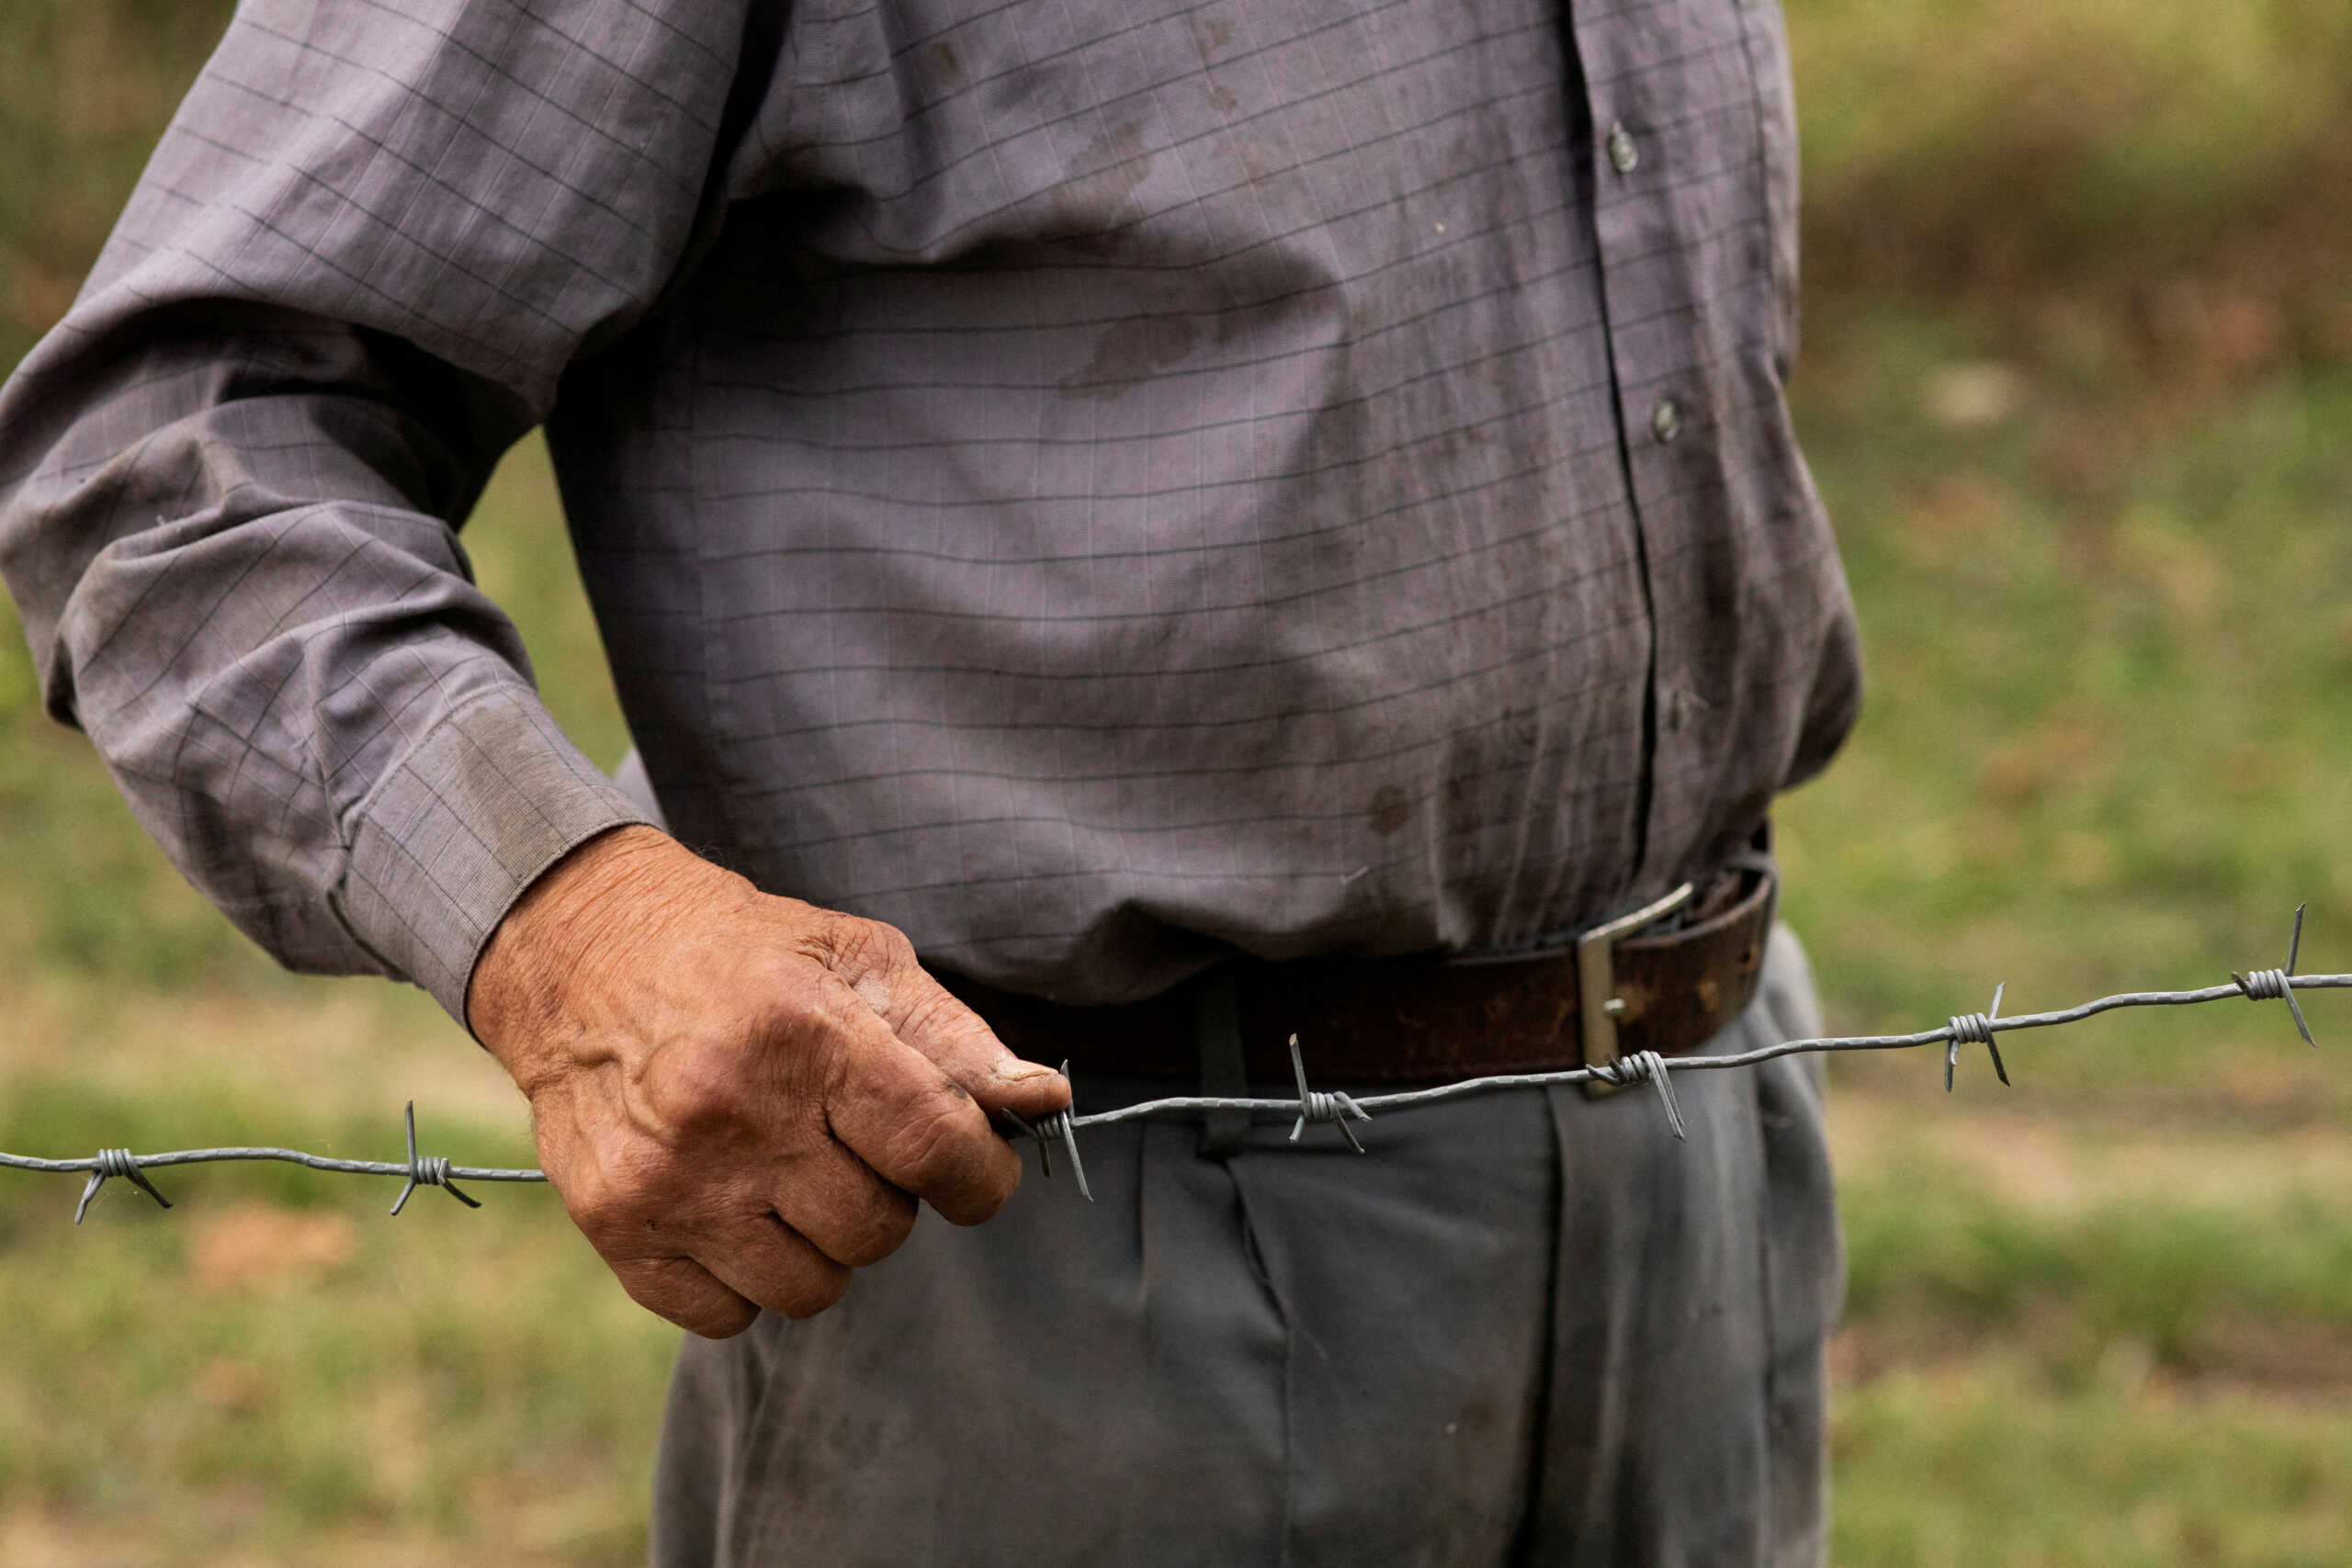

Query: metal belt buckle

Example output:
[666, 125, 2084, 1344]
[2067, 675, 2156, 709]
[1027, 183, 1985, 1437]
[1577, 881, 1695, 1099]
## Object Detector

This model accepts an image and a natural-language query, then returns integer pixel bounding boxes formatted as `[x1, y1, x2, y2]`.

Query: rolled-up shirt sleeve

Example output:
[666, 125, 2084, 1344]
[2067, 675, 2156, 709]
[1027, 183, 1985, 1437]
[0, 0, 749, 1019]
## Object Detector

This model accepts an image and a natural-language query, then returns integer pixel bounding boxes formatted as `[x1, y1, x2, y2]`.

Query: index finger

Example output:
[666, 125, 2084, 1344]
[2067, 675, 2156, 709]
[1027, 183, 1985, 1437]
[805, 974, 1028, 1224]
[886, 966, 1073, 1119]
[819, 921, 1070, 1119]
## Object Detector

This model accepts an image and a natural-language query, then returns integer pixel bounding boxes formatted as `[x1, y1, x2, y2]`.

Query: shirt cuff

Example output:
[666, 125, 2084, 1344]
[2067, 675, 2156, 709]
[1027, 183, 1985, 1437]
[337, 685, 652, 1026]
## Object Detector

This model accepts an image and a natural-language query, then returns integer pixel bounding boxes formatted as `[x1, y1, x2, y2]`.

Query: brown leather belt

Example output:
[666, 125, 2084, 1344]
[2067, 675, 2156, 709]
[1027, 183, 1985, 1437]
[941, 861, 1777, 1086]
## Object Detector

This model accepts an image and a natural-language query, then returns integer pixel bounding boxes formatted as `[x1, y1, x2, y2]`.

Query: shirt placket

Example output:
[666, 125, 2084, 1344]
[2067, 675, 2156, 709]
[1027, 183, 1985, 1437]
[1568, 0, 1727, 895]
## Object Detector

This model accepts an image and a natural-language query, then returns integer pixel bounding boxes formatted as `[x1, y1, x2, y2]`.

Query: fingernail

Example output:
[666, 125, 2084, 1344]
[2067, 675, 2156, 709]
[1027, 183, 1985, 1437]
[993, 1059, 1056, 1081]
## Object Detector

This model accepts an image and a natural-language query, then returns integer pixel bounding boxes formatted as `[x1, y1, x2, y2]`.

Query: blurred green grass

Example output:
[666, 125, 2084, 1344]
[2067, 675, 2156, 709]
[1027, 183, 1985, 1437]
[3, 0, 2351, 1562]
[1835, 1365, 2352, 1568]
[0, 1080, 672, 1564]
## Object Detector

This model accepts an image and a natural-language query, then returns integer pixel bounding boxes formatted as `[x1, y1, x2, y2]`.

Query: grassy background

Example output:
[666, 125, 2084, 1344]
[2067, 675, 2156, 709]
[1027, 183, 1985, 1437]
[4, 1, 2351, 1562]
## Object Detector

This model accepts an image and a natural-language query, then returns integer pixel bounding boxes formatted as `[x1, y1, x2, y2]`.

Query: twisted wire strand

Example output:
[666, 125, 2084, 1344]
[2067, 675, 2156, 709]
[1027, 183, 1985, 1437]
[7, 960, 2344, 1215]
[2236, 968, 2290, 1001]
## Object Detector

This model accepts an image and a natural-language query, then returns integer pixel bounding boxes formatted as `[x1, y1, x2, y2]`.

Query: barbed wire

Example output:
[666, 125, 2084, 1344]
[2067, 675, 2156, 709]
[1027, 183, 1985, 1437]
[7, 1102, 547, 1223]
[6, 907, 2336, 1219]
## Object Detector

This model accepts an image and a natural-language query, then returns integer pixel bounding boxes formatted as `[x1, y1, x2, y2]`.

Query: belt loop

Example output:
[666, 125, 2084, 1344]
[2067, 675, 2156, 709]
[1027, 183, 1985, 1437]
[1195, 969, 1250, 1158]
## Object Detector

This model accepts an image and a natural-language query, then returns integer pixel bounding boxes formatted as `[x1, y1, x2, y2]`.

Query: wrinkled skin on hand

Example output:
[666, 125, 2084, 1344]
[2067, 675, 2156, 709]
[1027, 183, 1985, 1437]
[466, 826, 1070, 1337]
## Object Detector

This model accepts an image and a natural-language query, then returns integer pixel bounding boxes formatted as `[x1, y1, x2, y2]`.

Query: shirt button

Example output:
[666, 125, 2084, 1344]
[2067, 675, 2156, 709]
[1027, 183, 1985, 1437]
[1665, 689, 1693, 732]
[1606, 121, 1640, 175]
[1650, 397, 1683, 443]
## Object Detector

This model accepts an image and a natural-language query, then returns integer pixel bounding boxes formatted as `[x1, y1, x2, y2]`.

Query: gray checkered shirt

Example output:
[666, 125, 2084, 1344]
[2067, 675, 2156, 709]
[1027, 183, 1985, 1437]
[0, 0, 1859, 1020]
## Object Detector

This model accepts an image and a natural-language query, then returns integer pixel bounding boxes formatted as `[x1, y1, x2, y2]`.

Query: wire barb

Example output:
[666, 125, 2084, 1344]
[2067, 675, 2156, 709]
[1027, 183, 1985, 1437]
[1002, 1062, 1092, 1201]
[1286, 1034, 1373, 1152]
[1945, 982, 2010, 1091]
[2233, 904, 2316, 1047]
[73, 1147, 172, 1225]
[390, 1102, 481, 1215]
[1595, 1049, 1688, 1140]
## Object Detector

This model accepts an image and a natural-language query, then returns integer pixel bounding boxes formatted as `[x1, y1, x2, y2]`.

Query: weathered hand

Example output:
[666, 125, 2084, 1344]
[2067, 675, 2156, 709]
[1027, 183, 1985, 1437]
[466, 826, 1068, 1337]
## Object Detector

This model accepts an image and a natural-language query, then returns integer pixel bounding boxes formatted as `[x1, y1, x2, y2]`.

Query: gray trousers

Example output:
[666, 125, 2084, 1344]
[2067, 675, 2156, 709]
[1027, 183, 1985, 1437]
[649, 925, 1840, 1567]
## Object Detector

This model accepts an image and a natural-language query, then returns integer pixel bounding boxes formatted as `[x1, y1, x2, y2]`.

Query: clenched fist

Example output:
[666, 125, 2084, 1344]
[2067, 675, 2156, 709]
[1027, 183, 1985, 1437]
[466, 825, 1069, 1337]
